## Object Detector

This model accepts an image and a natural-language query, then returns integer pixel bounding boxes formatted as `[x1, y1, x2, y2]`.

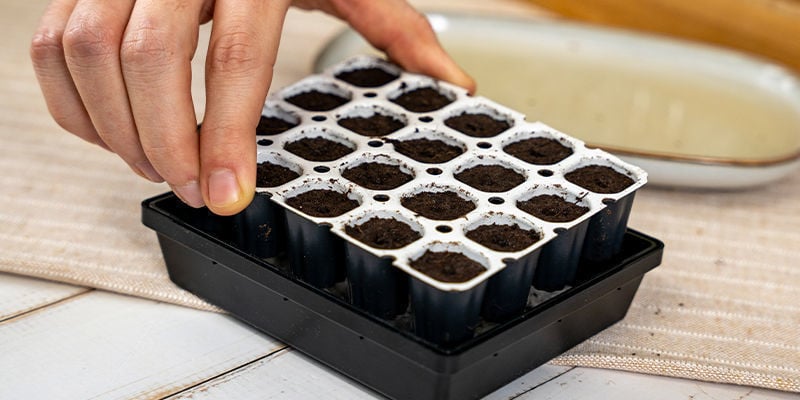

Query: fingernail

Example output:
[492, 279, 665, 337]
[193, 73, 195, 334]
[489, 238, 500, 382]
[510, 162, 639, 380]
[174, 181, 205, 208]
[208, 169, 240, 208]
[135, 160, 164, 183]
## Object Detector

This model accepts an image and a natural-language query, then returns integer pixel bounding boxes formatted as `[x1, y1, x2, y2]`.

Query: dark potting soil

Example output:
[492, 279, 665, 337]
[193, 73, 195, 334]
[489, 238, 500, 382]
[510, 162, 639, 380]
[503, 137, 573, 165]
[410, 250, 485, 283]
[466, 223, 541, 253]
[444, 113, 511, 138]
[345, 217, 421, 249]
[335, 67, 398, 87]
[388, 138, 464, 164]
[341, 162, 413, 190]
[401, 191, 476, 221]
[517, 194, 589, 223]
[454, 165, 525, 192]
[256, 115, 298, 136]
[256, 162, 300, 188]
[284, 137, 353, 162]
[338, 114, 405, 137]
[285, 90, 349, 112]
[390, 87, 453, 113]
[565, 165, 635, 194]
[285, 189, 359, 218]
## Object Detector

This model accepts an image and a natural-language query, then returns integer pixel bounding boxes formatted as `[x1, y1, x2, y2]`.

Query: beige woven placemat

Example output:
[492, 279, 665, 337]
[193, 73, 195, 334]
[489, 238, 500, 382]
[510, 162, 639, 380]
[2, 0, 798, 394]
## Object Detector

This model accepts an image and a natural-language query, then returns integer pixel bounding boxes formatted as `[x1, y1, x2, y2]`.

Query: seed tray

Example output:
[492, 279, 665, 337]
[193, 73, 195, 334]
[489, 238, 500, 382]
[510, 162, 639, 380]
[142, 193, 662, 400]
[142, 55, 662, 399]
[245, 56, 648, 343]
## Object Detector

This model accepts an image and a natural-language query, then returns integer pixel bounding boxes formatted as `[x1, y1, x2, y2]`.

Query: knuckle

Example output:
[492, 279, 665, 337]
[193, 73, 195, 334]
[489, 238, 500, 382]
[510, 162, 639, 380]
[141, 132, 188, 164]
[141, 141, 175, 167]
[30, 27, 64, 66]
[62, 22, 118, 64]
[208, 31, 260, 74]
[120, 25, 176, 70]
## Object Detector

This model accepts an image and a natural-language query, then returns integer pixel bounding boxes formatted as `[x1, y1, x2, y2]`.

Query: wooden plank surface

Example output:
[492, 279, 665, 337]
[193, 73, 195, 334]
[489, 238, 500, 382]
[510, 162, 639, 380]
[525, 0, 800, 74]
[0, 273, 795, 399]
[0, 290, 285, 400]
[167, 347, 573, 400]
[0, 272, 88, 321]
[519, 366, 798, 400]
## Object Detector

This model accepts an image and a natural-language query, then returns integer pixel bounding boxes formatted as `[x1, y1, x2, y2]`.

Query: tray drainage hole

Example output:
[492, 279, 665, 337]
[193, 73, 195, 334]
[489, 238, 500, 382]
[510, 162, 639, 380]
[418, 116, 433, 123]
[257, 139, 273, 146]
[282, 297, 289, 302]
[488, 197, 505, 205]
[359, 335, 365, 340]
[211, 261, 218, 265]
[312, 115, 327, 122]
[367, 140, 384, 148]
[493, 353, 499, 357]
[313, 165, 330, 173]
[436, 225, 453, 233]
[617, 287, 622, 291]
[538, 169, 554, 177]
[554, 227, 567, 235]
[373, 194, 390, 202]
[558, 319, 563, 323]
[426, 167, 443, 175]
[603, 198, 617, 206]
[477, 142, 492, 149]
[364, 92, 377, 98]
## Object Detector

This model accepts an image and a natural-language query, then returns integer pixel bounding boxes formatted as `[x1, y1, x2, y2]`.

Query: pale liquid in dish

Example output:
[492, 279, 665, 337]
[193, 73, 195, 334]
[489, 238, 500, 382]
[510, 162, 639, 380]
[444, 40, 800, 162]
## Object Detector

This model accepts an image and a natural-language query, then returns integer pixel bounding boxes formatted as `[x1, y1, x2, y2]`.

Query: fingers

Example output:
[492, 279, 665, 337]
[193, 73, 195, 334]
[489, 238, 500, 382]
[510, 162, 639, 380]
[322, 0, 476, 93]
[201, 0, 291, 215]
[121, 0, 207, 207]
[61, 0, 166, 182]
[30, 0, 104, 149]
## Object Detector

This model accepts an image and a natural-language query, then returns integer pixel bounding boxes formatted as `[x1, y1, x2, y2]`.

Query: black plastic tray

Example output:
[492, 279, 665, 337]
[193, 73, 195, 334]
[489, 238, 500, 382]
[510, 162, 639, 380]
[142, 193, 663, 400]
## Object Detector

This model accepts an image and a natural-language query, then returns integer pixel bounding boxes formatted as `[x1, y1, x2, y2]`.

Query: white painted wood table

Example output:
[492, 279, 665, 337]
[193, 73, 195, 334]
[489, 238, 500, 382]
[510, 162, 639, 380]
[1, 0, 798, 399]
[1, 272, 795, 399]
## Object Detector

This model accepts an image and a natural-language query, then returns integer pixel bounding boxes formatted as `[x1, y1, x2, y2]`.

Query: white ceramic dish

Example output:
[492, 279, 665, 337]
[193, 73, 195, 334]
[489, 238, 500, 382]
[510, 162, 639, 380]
[314, 13, 800, 189]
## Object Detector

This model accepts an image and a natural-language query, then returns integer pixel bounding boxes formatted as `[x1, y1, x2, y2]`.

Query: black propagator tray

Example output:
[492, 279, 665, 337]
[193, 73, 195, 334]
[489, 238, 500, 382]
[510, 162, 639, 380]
[142, 193, 664, 400]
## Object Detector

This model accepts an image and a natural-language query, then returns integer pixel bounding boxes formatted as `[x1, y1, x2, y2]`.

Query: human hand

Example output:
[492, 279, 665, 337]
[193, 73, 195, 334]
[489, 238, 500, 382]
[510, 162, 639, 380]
[31, 0, 475, 215]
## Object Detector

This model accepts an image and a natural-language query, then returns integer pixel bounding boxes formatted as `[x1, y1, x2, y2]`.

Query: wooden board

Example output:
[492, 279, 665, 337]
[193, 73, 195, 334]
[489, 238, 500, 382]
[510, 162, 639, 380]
[0, 290, 285, 399]
[0, 273, 88, 321]
[526, 0, 800, 74]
